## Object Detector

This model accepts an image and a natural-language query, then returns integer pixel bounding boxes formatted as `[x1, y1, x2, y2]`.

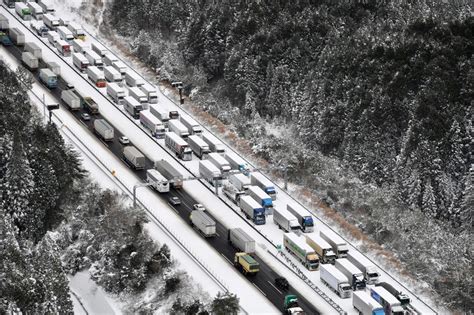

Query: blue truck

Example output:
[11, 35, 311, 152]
[287, 203, 314, 233]
[0, 31, 12, 46]
[39, 68, 58, 89]
[247, 185, 273, 215]
[250, 172, 277, 200]
[239, 195, 266, 225]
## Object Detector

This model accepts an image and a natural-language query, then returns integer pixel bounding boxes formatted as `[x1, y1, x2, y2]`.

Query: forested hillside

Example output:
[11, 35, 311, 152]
[0, 61, 238, 313]
[99, 0, 472, 311]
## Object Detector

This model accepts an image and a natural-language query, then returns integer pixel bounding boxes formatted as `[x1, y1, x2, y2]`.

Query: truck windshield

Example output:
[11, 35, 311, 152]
[303, 217, 314, 226]
[249, 264, 259, 271]
[368, 272, 379, 278]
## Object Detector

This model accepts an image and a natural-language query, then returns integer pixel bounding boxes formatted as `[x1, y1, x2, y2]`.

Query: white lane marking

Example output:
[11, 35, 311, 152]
[267, 280, 283, 295]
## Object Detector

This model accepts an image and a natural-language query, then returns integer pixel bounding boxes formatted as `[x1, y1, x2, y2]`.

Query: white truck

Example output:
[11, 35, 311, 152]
[273, 206, 300, 233]
[59, 17, 69, 27]
[139, 110, 165, 138]
[125, 70, 144, 87]
[56, 26, 73, 43]
[91, 41, 107, 57]
[21, 52, 38, 70]
[46, 61, 60, 75]
[335, 258, 366, 291]
[320, 229, 349, 258]
[87, 66, 106, 88]
[247, 185, 273, 215]
[27, 2, 43, 20]
[228, 228, 255, 253]
[112, 60, 127, 77]
[25, 42, 41, 58]
[202, 133, 225, 154]
[67, 22, 85, 40]
[103, 53, 118, 67]
[168, 119, 190, 139]
[250, 172, 276, 200]
[128, 86, 148, 108]
[154, 159, 183, 189]
[370, 286, 405, 315]
[146, 169, 170, 193]
[84, 49, 103, 68]
[229, 173, 250, 191]
[123, 146, 146, 170]
[320, 264, 351, 299]
[47, 31, 60, 45]
[140, 83, 158, 104]
[42, 13, 59, 30]
[207, 152, 231, 175]
[304, 233, 336, 264]
[222, 182, 245, 204]
[287, 203, 315, 233]
[347, 250, 380, 285]
[94, 119, 114, 141]
[190, 210, 216, 238]
[353, 291, 385, 315]
[72, 38, 88, 53]
[9, 28, 25, 46]
[187, 135, 210, 159]
[149, 104, 170, 126]
[180, 115, 203, 135]
[225, 151, 250, 175]
[239, 195, 266, 225]
[61, 90, 81, 111]
[39, 0, 55, 14]
[15, 2, 31, 21]
[55, 39, 71, 57]
[165, 132, 192, 161]
[104, 66, 122, 84]
[283, 233, 319, 271]
[124, 96, 143, 119]
[199, 160, 222, 187]
[106, 82, 125, 105]
[72, 52, 89, 72]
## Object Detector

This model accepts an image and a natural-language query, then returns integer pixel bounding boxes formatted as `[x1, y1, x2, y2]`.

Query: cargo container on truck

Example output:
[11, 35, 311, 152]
[180, 115, 202, 135]
[43, 14, 59, 30]
[286, 203, 314, 233]
[370, 286, 405, 315]
[123, 146, 146, 170]
[72, 52, 89, 72]
[229, 173, 250, 191]
[16, 2, 32, 20]
[91, 41, 107, 57]
[146, 169, 170, 193]
[202, 133, 225, 154]
[71, 38, 88, 53]
[25, 42, 41, 58]
[93, 119, 114, 141]
[154, 159, 183, 189]
[87, 66, 106, 88]
[149, 105, 170, 126]
[84, 49, 103, 69]
[239, 195, 265, 225]
[61, 90, 81, 111]
[59, 17, 69, 27]
[165, 132, 192, 161]
[353, 291, 385, 315]
[47, 31, 60, 45]
[27, 2, 43, 20]
[234, 252, 259, 276]
[128, 86, 148, 107]
[207, 152, 231, 175]
[187, 135, 210, 159]
[0, 14, 7, 30]
[103, 66, 122, 84]
[250, 172, 277, 200]
[335, 258, 366, 290]
[39, 68, 57, 89]
[247, 185, 273, 215]
[199, 160, 222, 187]
[225, 151, 250, 175]
[140, 83, 158, 104]
[56, 26, 73, 43]
[347, 250, 380, 285]
[168, 119, 189, 139]
[106, 82, 125, 105]
[320, 264, 351, 299]
[39, 0, 55, 14]
[112, 60, 127, 77]
[304, 233, 336, 264]
[45, 61, 60, 75]
[320, 229, 349, 258]
[55, 39, 71, 57]
[125, 70, 144, 87]
[83, 97, 99, 114]
[283, 233, 319, 271]
[140, 110, 165, 138]
[228, 228, 255, 253]
[102, 53, 118, 67]
[223, 182, 245, 204]
[10, 28, 25, 46]
[30, 21, 48, 37]
[21, 52, 38, 70]
[273, 206, 300, 233]
[67, 22, 85, 40]
[190, 210, 216, 237]
[375, 282, 411, 306]
[124, 96, 143, 119]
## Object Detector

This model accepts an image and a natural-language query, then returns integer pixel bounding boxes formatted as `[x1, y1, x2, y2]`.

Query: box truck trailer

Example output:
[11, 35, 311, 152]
[72, 38, 88, 53]
[165, 132, 192, 161]
[106, 82, 125, 105]
[27, 2, 43, 20]
[229, 173, 250, 191]
[335, 258, 366, 290]
[239, 195, 265, 225]
[202, 133, 225, 154]
[168, 119, 189, 139]
[347, 250, 380, 285]
[154, 159, 183, 189]
[39, 68, 58, 89]
[124, 96, 143, 119]
[149, 105, 169, 126]
[73, 52, 89, 72]
[247, 185, 273, 215]
[87, 66, 106, 88]
[190, 210, 216, 238]
[228, 228, 255, 254]
[43, 14, 59, 30]
[104, 66, 122, 84]
[320, 229, 349, 258]
[123, 146, 146, 170]
[187, 135, 210, 159]
[287, 203, 314, 233]
[223, 182, 245, 204]
[207, 152, 231, 175]
[199, 160, 222, 187]
[55, 39, 71, 57]
[140, 110, 165, 138]
[225, 151, 250, 175]
[146, 169, 170, 193]
[25, 42, 41, 58]
[84, 49, 103, 69]
[21, 52, 38, 70]
[320, 264, 351, 299]
[283, 233, 319, 271]
[140, 83, 158, 104]
[353, 291, 385, 315]
[370, 286, 405, 315]
[273, 207, 300, 233]
[250, 172, 276, 200]
[93, 119, 114, 141]
[61, 90, 81, 111]
[67, 22, 85, 40]
[180, 114, 202, 135]
[304, 233, 336, 264]
[9, 28, 25, 46]
[125, 70, 144, 87]
[15, 2, 32, 21]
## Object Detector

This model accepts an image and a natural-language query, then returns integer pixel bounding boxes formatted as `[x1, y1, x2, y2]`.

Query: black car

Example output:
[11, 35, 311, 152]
[169, 196, 181, 206]
[274, 277, 289, 290]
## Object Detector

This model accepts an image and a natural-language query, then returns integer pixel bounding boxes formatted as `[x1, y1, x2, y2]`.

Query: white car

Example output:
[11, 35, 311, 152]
[193, 204, 205, 211]
[119, 136, 130, 145]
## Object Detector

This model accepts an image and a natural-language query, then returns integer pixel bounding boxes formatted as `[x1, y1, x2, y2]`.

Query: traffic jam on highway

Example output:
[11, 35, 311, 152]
[0, 1, 436, 314]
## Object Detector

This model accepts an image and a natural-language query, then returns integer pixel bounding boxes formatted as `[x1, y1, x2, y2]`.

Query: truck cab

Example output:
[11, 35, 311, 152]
[284, 295, 305, 315]
[234, 252, 259, 276]
[0, 32, 12, 46]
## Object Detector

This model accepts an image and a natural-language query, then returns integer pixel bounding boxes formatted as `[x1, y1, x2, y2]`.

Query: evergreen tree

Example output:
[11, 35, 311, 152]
[422, 180, 437, 218]
[211, 292, 239, 315]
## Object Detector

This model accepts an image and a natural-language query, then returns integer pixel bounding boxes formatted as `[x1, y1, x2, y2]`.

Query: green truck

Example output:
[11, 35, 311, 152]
[284, 295, 305, 315]
[233, 252, 259, 276]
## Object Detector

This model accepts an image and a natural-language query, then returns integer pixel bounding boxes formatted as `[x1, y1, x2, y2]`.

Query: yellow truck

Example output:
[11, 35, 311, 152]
[234, 252, 260, 276]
